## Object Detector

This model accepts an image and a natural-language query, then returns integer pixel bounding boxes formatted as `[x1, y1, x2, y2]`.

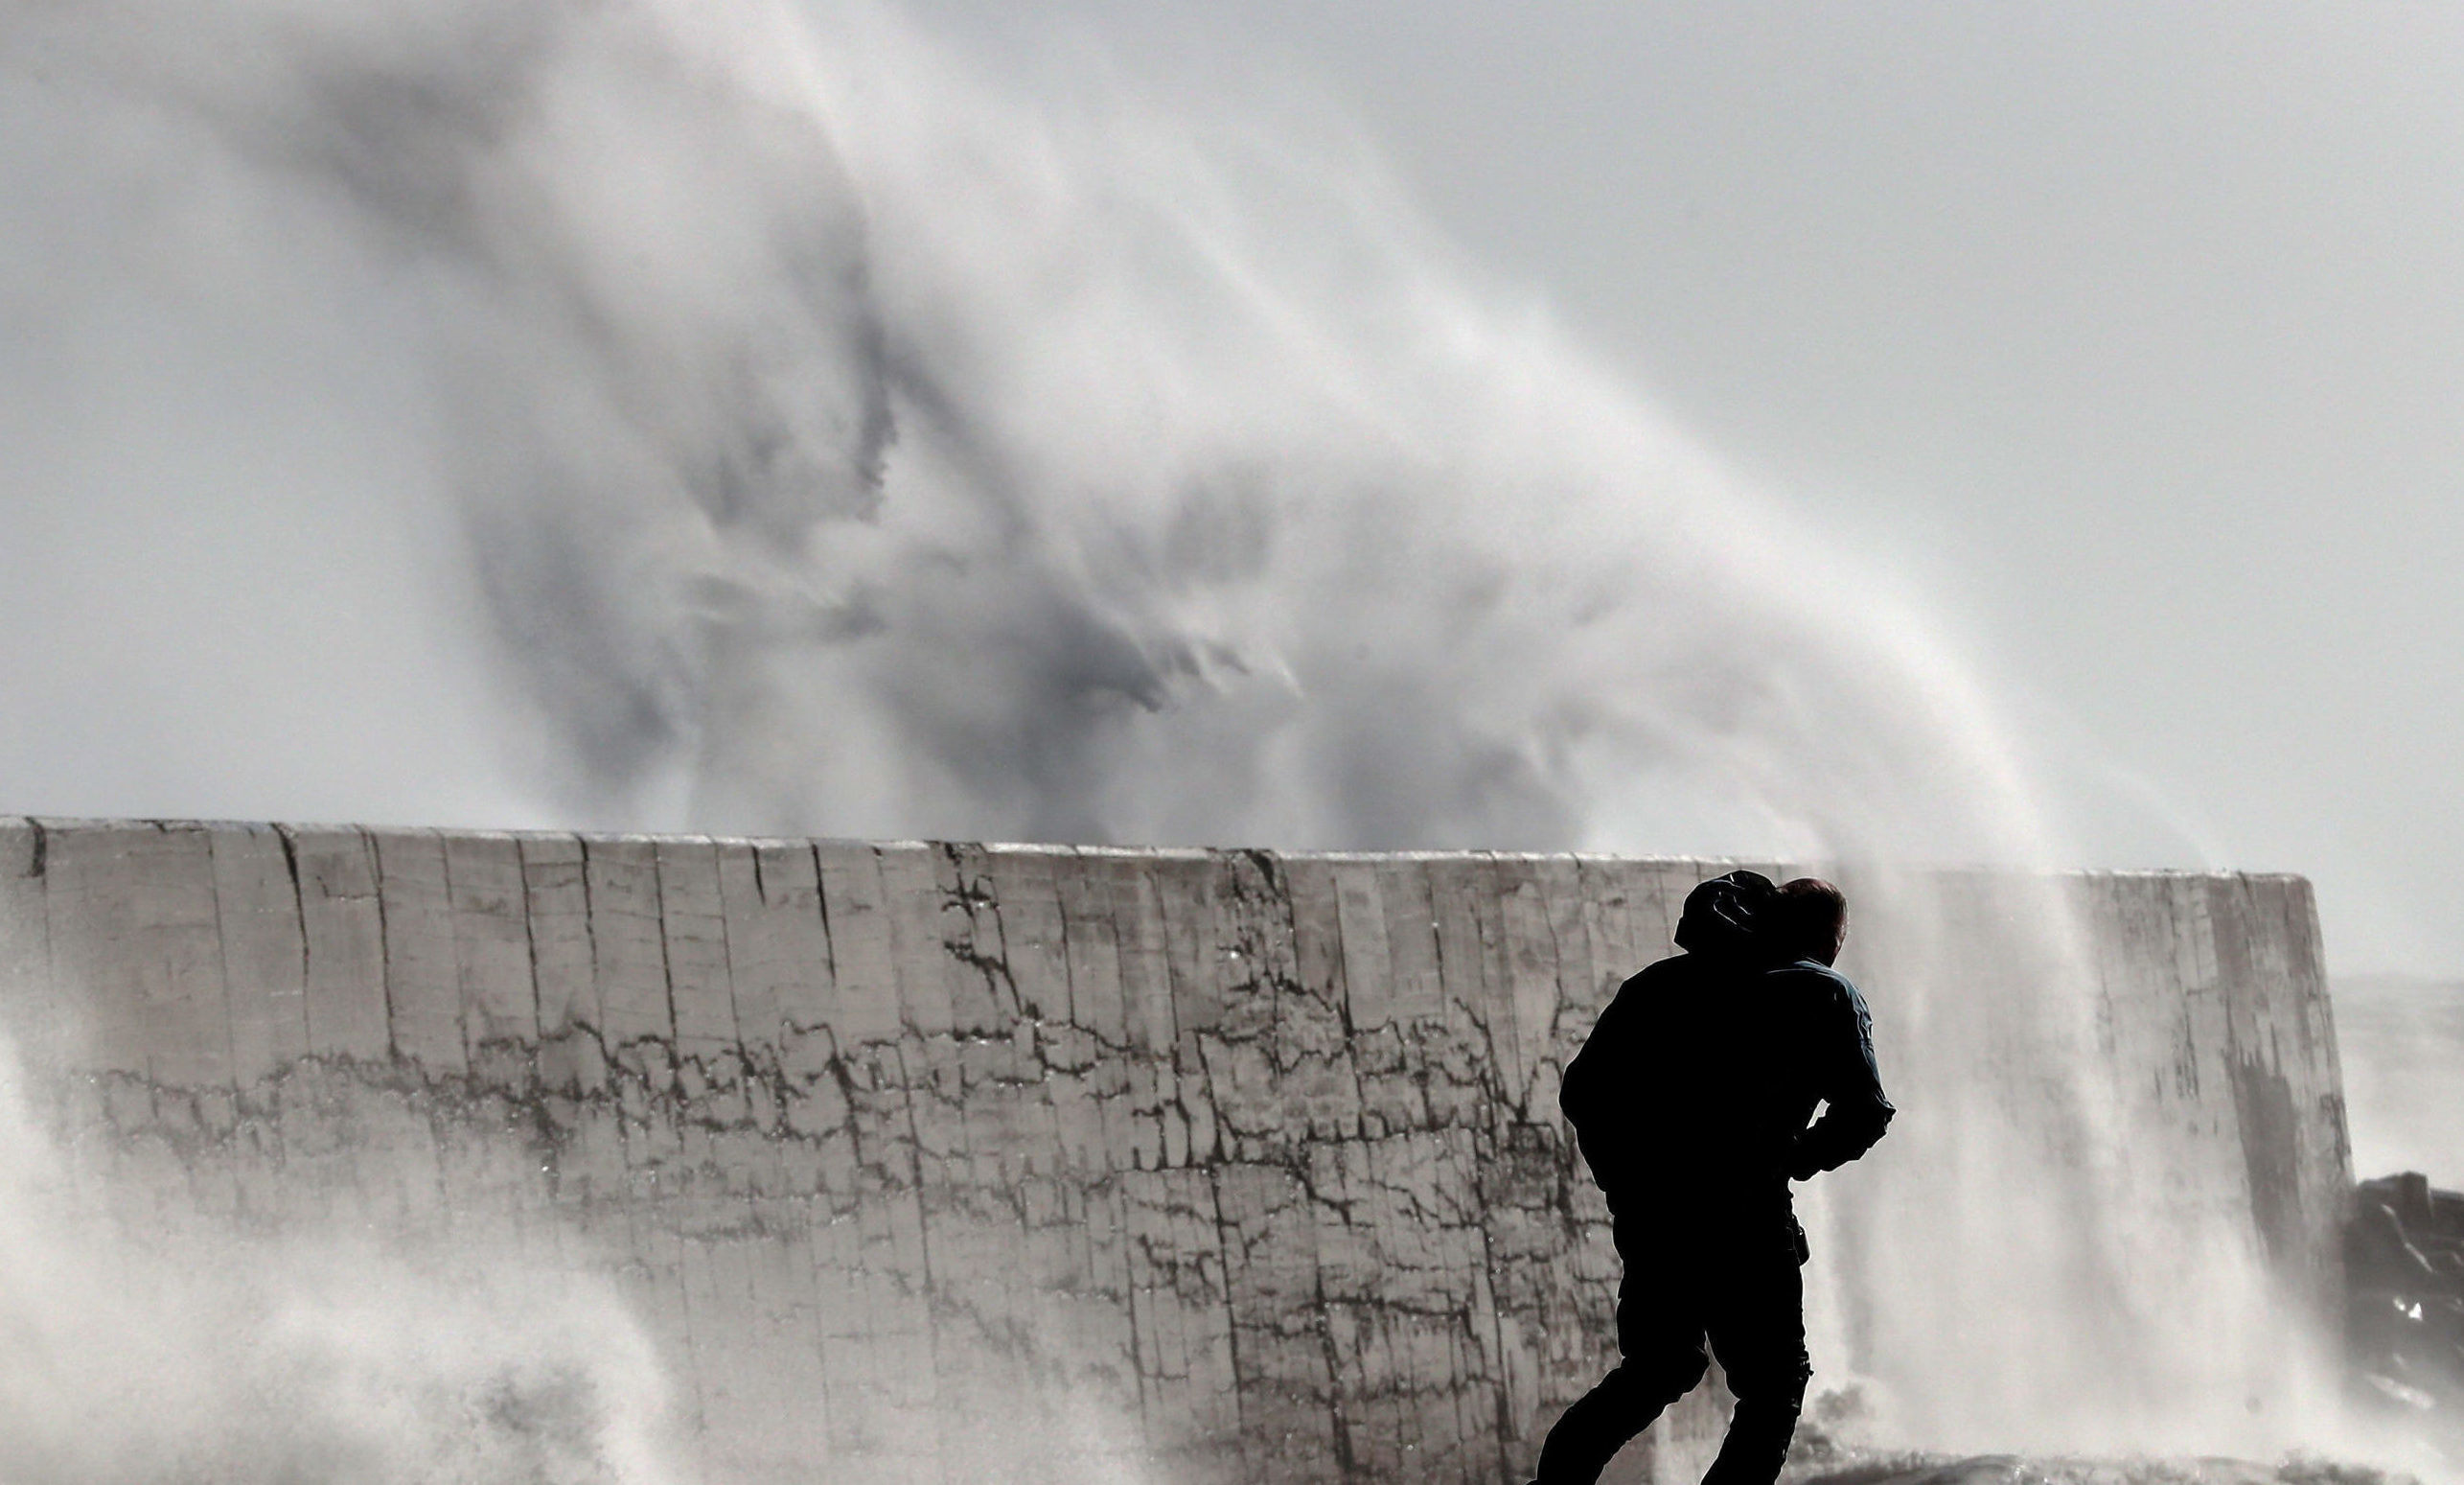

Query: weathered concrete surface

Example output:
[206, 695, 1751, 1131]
[0, 821, 2349, 1485]
[2075, 870, 2351, 1332]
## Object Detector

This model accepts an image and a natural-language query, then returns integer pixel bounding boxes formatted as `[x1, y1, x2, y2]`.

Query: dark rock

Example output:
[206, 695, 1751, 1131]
[2346, 1172, 2464, 1462]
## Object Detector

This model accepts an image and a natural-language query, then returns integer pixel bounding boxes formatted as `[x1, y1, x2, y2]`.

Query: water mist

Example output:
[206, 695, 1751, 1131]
[0, 1031, 679, 1485]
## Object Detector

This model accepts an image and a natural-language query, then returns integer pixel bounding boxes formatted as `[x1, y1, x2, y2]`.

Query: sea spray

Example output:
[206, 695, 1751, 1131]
[0, 1035, 679, 1485]
[0, 0, 2039, 862]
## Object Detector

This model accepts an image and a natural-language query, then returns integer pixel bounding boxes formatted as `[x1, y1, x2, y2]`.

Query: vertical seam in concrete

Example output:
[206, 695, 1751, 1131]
[440, 832, 464, 1067]
[1313, 1262, 1359, 1480]
[805, 842, 839, 1005]
[883, 849, 947, 1405]
[1110, 1175, 1152, 1460]
[1471, 1140, 1517, 1484]
[667, 1227, 714, 1485]
[1204, 1164, 1252, 1461]
[807, 844, 865, 1189]
[519, 836, 546, 1056]
[979, 847, 1017, 1023]
[900, 1122, 947, 1475]
[369, 827, 399, 1065]
[577, 835, 600, 1046]
[35, 823, 65, 1075]
[715, 844, 748, 1055]
[19, 820, 54, 1065]
[136, 820, 164, 1090]
[275, 824, 311, 1052]
[656, 842, 679, 1072]
[707, 839, 771, 1318]
[1533, 860, 1573, 1105]
[201, 830, 242, 1102]
[1054, 847, 1080, 1053]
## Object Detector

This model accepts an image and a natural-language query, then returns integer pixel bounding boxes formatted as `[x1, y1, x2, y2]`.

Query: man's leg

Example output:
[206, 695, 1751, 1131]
[1699, 1233, 1811, 1485]
[1532, 1243, 1710, 1485]
[1531, 1352, 1708, 1485]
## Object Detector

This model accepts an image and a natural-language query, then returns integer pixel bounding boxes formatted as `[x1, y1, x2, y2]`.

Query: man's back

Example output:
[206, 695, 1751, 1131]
[1560, 951, 1891, 1211]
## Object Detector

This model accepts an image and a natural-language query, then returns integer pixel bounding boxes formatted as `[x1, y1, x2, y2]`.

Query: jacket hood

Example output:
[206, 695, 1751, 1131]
[1672, 870, 1778, 960]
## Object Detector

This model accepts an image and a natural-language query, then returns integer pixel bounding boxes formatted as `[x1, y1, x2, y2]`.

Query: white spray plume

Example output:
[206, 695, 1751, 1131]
[0, 0, 2041, 863]
[0, 1047, 677, 1485]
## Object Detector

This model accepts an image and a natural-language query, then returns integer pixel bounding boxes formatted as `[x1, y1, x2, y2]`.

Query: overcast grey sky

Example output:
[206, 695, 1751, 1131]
[907, 0, 2464, 975]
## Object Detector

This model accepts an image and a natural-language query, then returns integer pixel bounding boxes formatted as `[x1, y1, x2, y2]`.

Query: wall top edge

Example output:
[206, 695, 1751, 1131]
[0, 816, 2314, 890]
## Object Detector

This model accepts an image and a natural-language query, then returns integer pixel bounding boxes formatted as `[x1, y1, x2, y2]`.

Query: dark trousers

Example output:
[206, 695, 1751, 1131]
[1533, 1215, 1812, 1485]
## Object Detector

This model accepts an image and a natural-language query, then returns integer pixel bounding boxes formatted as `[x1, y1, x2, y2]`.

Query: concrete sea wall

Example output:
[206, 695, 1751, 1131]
[0, 820, 2348, 1483]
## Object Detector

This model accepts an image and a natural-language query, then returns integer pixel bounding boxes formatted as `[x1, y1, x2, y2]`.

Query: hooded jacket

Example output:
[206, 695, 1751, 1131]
[1559, 872, 1892, 1214]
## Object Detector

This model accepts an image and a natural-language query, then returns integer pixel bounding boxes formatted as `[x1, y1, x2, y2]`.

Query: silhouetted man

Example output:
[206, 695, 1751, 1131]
[1536, 872, 1892, 1485]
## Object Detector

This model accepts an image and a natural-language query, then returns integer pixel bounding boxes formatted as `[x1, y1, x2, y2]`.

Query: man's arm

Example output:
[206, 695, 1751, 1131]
[1560, 973, 1643, 1133]
[1786, 973, 1894, 1179]
[1561, 969, 1658, 1192]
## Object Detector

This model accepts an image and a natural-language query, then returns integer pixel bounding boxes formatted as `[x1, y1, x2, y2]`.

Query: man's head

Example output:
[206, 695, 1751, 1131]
[1673, 870, 1777, 960]
[1775, 877, 1849, 965]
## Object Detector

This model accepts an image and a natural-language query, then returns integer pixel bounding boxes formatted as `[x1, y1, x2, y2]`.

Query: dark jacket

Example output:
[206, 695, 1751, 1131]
[1560, 951, 1893, 1214]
